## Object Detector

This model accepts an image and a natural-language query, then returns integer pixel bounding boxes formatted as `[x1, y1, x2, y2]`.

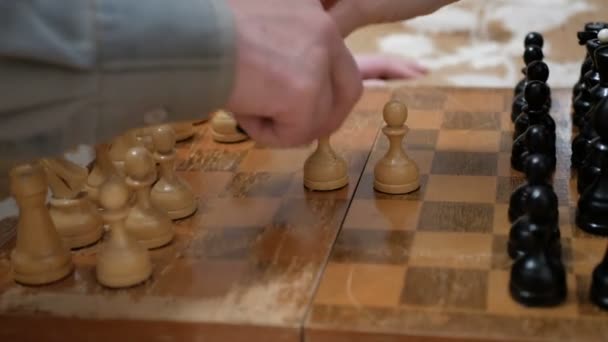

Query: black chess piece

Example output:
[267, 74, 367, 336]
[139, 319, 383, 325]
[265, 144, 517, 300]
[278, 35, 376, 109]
[513, 81, 554, 140]
[590, 245, 608, 310]
[515, 45, 544, 96]
[512, 124, 556, 173]
[572, 43, 608, 169]
[573, 38, 603, 129]
[525, 32, 544, 48]
[573, 22, 608, 102]
[576, 97, 608, 235]
[511, 60, 550, 122]
[577, 52, 608, 194]
[509, 187, 566, 307]
[508, 153, 556, 223]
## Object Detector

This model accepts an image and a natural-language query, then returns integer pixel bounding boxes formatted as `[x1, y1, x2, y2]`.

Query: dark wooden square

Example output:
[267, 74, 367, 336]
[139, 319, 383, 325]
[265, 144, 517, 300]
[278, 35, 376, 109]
[496, 176, 526, 203]
[442, 111, 500, 130]
[400, 267, 488, 310]
[418, 201, 494, 233]
[430, 151, 498, 176]
[220, 172, 294, 198]
[330, 229, 414, 264]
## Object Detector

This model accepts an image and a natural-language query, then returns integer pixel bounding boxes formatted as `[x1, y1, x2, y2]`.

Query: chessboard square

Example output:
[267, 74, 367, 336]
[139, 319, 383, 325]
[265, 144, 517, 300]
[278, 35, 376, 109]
[500, 111, 513, 131]
[493, 204, 510, 235]
[571, 238, 607, 276]
[441, 111, 500, 130]
[392, 89, 447, 110]
[273, 198, 349, 231]
[486, 270, 578, 318]
[177, 148, 248, 172]
[151, 259, 248, 298]
[499, 131, 512, 152]
[185, 226, 264, 260]
[355, 172, 427, 202]
[430, 151, 497, 176]
[400, 129, 439, 151]
[575, 275, 608, 317]
[497, 153, 522, 178]
[239, 148, 311, 173]
[445, 90, 507, 112]
[198, 198, 281, 228]
[400, 267, 488, 311]
[220, 172, 294, 198]
[343, 199, 422, 231]
[418, 201, 494, 233]
[179, 171, 234, 199]
[408, 150, 435, 175]
[436, 130, 500, 153]
[314, 263, 407, 308]
[496, 176, 526, 203]
[409, 232, 493, 269]
[425, 175, 497, 203]
[491, 235, 511, 271]
[330, 229, 414, 264]
[406, 110, 443, 130]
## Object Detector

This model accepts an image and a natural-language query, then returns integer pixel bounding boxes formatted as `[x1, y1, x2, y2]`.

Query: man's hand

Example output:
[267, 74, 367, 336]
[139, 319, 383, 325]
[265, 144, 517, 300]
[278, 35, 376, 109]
[326, 0, 458, 36]
[224, 0, 362, 147]
[356, 54, 427, 80]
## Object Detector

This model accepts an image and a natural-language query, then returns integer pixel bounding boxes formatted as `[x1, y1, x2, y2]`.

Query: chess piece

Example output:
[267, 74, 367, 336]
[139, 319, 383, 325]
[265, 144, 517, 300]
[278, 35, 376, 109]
[9, 162, 73, 285]
[511, 124, 555, 173]
[573, 22, 608, 102]
[511, 60, 550, 122]
[514, 45, 544, 96]
[513, 80, 555, 141]
[108, 130, 139, 175]
[303, 135, 349, 191]
[150, 125, 197, 219]
[373, 100, 420, 194]
[524, 32, 544, 48]
[124, 147, 174, 249]
[508, 154, 556, 224]
[509, 187, 566, 306]
[41, 158, 104, 249]
[573, 44, 608, 172]
[508, 184, 560, 260]
[578, 96, 608, 194]
[96, 176, 153, 288]
[576, 98, 608, 235]
[572, 37, 605, 129]
[590, 244, 608, 310]
[84, 144, 117, 204]
[211, 110, 248, 143]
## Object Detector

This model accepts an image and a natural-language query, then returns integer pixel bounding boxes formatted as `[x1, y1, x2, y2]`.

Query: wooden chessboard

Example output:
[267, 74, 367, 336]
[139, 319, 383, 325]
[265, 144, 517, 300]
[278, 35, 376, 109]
[1, 86, 608, 342]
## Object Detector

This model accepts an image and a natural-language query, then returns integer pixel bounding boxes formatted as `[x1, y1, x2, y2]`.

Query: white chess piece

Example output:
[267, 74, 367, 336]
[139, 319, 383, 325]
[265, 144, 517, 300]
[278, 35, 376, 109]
[303, 136, 348, 191]
[374, 100, 420, 194]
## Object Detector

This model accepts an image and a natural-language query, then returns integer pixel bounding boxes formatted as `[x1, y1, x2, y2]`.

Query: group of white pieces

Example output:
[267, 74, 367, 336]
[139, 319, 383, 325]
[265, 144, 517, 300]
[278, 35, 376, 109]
[303, 100, 420, 194]
[8, 124, 197, 289]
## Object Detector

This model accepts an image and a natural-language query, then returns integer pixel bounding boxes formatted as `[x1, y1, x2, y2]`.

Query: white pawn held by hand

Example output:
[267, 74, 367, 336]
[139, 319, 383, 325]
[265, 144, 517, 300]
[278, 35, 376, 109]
[374, 100, 420, 194]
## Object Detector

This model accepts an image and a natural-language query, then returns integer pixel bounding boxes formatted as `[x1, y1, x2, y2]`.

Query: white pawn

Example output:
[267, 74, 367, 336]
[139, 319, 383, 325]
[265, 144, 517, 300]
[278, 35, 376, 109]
[599, 28, 608, 44]
[303, 136, 348, 191]
[211, 110, 248, 143]
[374, 100, 420, 194]
[150, 125, 197, 219]
[96, 176, 152, 288]
[124, 147, 174, 249]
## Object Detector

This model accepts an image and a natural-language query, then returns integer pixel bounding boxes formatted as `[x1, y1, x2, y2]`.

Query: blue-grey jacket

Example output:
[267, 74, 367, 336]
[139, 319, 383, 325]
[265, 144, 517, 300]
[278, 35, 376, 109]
[0, 0, 235, 160]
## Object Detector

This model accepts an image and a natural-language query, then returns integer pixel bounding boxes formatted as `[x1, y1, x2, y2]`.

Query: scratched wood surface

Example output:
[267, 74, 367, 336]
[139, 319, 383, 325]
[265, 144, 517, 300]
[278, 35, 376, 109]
[1, 87, 608, 342]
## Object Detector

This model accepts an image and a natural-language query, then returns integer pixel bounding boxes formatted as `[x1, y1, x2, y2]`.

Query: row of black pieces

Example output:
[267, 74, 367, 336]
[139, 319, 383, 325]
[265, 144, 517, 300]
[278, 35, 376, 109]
[573, 23, 608, 312]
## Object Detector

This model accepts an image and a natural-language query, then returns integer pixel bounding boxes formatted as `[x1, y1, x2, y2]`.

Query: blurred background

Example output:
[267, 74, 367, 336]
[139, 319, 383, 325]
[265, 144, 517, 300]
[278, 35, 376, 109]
[347, 0, 608, 88]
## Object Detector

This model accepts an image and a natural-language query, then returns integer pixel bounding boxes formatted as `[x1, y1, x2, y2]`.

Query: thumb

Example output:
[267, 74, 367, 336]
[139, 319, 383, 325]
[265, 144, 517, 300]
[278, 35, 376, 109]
[326, 2, 363, 37]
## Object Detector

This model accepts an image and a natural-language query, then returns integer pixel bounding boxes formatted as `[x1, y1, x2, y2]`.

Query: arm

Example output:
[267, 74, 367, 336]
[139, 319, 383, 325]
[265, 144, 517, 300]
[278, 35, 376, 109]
[0, 0, 236, 160]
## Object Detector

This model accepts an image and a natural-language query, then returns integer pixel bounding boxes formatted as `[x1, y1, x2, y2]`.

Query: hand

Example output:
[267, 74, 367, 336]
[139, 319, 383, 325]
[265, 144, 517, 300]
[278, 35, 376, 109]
[224, 0, 362, 147]
[326, 0, 458, 36]
[355, 54, 427, 80]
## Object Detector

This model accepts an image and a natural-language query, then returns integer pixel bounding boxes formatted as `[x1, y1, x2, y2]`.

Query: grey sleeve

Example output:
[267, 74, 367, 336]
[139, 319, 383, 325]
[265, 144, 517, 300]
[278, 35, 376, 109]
[0, 0, 236, 160]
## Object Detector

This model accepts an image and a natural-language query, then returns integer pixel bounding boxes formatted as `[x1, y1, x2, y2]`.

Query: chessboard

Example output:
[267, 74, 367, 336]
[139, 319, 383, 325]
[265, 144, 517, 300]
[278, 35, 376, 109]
[0, 85, 608, 342]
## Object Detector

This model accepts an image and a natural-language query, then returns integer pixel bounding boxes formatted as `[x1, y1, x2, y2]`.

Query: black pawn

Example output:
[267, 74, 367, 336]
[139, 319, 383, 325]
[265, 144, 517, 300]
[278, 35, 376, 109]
[509, 187, 566, 306]
[572, 43, 608, 169]
[513, 80, 554, 140]
[512, 124, 556, 173]
[525, 32, 544, 48]
[576, 97, 608, 235]
[511, 60, 550, 122]
[515, 45, 544, 96]
[590, 245, 608, 310]
[508, 153, 556, 223]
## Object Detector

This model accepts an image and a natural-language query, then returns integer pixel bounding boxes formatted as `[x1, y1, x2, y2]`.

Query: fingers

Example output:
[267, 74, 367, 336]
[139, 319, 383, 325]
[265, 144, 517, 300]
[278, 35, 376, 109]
[355, 54, 428, 80]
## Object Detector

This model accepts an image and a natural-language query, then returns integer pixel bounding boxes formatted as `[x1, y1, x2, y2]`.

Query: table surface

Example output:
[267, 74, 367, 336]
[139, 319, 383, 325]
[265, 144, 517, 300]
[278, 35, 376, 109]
[1, 86, 607, 342]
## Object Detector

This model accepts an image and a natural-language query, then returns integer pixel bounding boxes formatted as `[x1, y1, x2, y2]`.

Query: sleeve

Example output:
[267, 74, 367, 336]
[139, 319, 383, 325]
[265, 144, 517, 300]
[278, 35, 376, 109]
[0, 0, 236, 160]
